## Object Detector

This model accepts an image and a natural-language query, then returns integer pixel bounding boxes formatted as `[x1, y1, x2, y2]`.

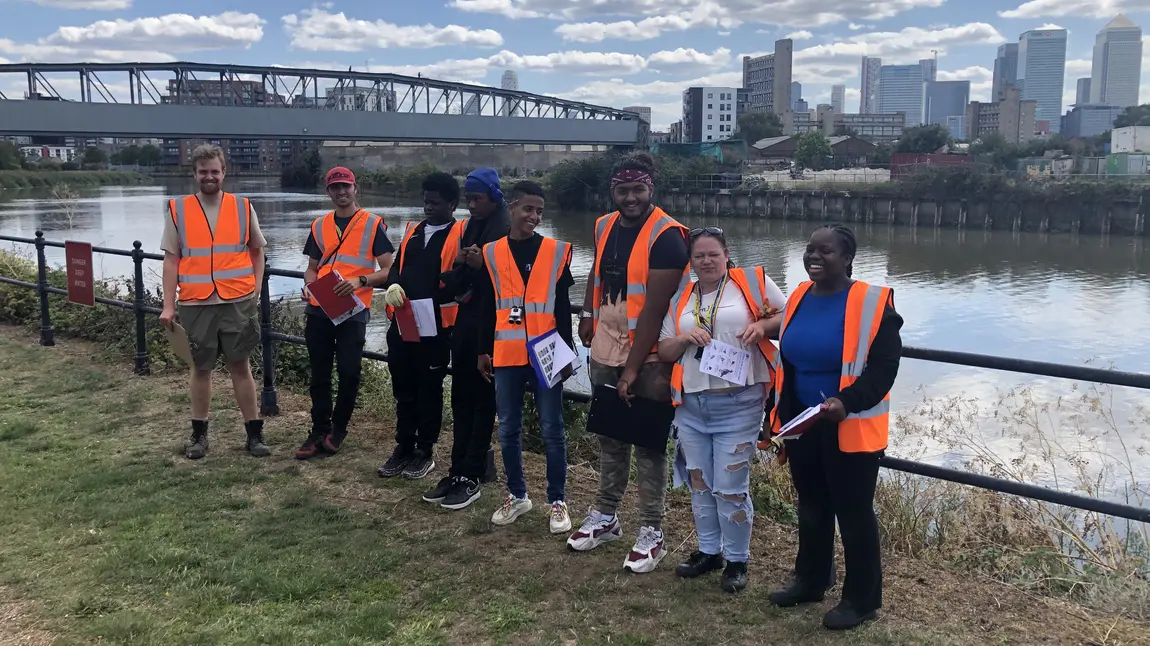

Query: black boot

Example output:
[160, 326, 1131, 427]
[823, 601, 878, 630]
[721, 561, 749, 593]
[245, 419, 271, 457]
[675, 551, 725, 578]
[768, 579, 826, 607]
[186, 419, 209, 460]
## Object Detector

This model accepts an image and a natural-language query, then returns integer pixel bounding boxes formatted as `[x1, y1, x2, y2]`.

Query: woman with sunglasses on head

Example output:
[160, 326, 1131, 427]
[767, 223, 903, 631]
[657, 226, 785, 593]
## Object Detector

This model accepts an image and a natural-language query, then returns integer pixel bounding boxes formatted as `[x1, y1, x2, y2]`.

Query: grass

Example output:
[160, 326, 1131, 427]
[0, 169, 150, 190]
[0, 327, 1148, 645]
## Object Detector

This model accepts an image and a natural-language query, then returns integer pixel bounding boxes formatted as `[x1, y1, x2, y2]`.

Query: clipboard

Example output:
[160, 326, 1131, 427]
[164, 322, 195, 367]
[585, 384, 675, 452]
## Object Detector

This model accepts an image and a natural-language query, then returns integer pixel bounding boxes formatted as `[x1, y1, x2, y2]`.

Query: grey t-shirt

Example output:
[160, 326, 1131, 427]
[160, 193, 267, 306]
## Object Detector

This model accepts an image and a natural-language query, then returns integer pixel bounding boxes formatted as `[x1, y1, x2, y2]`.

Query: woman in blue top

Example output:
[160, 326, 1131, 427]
[767, 224, 903, 631]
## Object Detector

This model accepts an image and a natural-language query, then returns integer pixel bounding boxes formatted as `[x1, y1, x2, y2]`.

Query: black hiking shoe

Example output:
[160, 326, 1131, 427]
[245, 420, 271, 457]
[185, 420, 209, 460]
[378, 445, 413, 477]
[440, 477, 481, 510]
[295, 431, 325, 460]
[768, 579, 826, 607]
[675, 551, 725, 579]
[721, 561, 749, 593]
[322, 430, 347, 454]
[422, 476, 457, 503]
[822, 601, 878, 630]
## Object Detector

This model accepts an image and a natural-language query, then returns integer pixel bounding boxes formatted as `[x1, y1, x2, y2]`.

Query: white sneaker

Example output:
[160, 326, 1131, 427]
[491, 494, 532, 526]
[566, 508, 623, 552]
[549, 501, 572, 534]
[623, 526, 666, 574]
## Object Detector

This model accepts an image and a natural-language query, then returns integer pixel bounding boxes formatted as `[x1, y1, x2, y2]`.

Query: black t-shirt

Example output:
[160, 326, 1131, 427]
[478, 233, 575, 358]
[598, 221, 689, 307]
[303, 214, 394, 323]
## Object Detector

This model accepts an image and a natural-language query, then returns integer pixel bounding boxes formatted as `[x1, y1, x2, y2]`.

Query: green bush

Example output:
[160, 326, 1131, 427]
[0, 170, 150, 190]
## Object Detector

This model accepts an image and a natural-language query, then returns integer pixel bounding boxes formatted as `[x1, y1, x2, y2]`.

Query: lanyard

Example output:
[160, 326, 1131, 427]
[692, 272, 728, 337]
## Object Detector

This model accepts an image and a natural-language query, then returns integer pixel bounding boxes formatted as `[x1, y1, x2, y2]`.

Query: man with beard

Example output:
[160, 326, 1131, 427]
[160, 144, 270, 460]
[295, 167, 394, 460]
[425, 167, 510, 511]
[566, 153, 689, 574]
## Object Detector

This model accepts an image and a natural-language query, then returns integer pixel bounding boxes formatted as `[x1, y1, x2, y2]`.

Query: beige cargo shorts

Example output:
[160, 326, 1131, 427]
[177, 298, 260, 371]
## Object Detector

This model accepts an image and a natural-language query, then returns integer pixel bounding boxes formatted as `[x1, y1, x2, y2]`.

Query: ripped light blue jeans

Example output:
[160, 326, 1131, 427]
[672, 385, 765, 563]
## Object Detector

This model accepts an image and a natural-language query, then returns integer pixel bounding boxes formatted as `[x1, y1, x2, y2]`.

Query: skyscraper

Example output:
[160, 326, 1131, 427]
[1091, 14, 1143, 108]
[878, 60, 934, 125]
[1018, 28, 1067, 133]
[992, 43, 1019, 100]
[500, 70, 519, 116]
[831, 84, 845, 113]
[1076, 78, 1092, 106]
[791, 81, 803, 111]
[859, 56, 881, 113]
[740, 39, 793, 116]
[925, 80, 970, 134]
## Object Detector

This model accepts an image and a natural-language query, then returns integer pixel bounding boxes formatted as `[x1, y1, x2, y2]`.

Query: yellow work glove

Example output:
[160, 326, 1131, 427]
[383, 284, 407, 308]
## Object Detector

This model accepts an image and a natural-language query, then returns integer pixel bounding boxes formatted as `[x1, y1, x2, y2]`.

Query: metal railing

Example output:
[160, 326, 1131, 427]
[2, 231, 1148, 525]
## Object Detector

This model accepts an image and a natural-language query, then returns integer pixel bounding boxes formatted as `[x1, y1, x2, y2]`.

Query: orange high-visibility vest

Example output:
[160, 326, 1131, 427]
[770, 280, 894, 453]
[306, 209, 384, 309]
[483, 236, 572, 368]
[667, 266, 779, 406]
[386, 218, 468, 328]
[591, 208, 688, 352]
[168, 192, 256, 302]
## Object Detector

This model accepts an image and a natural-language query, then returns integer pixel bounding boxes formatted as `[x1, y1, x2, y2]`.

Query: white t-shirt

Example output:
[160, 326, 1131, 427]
[659, 277, 785, 394]
[422, 221, 453, 248]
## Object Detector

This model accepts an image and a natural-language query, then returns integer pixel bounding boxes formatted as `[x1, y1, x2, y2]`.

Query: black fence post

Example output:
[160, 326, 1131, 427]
[259, 261, 279, 416]
[34, 230, 54, 347]
[131, 241, 149, 376]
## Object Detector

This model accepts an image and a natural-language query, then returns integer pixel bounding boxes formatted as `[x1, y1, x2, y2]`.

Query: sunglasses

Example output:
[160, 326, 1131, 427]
[689, 226, 724, 238]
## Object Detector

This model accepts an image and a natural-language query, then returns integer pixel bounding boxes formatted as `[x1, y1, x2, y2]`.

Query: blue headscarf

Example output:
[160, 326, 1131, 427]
[464, 168, 504, 203]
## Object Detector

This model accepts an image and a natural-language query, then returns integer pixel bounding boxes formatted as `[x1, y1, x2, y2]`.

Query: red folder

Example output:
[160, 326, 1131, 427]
[392, 297, 420, 343]
[306, 271, 357, 321]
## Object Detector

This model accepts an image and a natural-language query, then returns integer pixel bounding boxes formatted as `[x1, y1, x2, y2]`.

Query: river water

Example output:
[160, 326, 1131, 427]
[2, 179, 1149, 493]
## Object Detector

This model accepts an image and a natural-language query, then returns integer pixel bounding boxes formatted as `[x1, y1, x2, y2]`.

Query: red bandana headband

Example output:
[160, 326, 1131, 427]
[611, 169, 653, 188]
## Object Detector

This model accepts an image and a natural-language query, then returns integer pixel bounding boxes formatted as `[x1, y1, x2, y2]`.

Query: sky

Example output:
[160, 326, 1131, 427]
[0, 0, 1147, 130]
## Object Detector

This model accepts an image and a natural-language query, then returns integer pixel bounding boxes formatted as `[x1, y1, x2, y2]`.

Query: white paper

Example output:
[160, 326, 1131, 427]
[778, 404, 822, 438]
[530, 330, 579, 388]
[408, 298, 438, 337]
[699, 339, 751, 385]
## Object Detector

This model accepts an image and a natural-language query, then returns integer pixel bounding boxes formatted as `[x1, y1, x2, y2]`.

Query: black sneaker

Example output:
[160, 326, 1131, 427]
[402, 449, 435, 479]
[378, 445, 413, 477]
[822, 600, 878, 630]
[675, 551, 725, 579]
[295, 431, 325, 460]
[321, 430, 346, 454]
[721, 561, 749, 593]
[768, 579, 826, 607]
[440, 477, 481, 510]
[422, 476, 456, 503]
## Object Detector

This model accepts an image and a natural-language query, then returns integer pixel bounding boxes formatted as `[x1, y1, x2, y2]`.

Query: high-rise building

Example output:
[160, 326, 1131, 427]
[500, 70, 519, 116]
[831, 84, 845, 113]
[1018, 28, 1068, 133]
[925, 80, 970, 135]
[992, 43, 1019, 101]
[682, 86, 741, 142]
[1062, 104, 1123, 137]
[1091, 14, 1142, 108]
[791, 81, 802, 112]
[967, 84, 1037, 143]
[740, 39, 793, 117]
[859, 56, 881, 113]
[878, 60, 933, 125]
[622, 106, 652, 124]
[1076, 78, 1093, 106]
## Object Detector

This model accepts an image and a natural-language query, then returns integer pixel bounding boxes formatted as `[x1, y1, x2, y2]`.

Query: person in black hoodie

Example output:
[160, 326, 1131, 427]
[766, 223, 903, 631]
[425, 167, 511, 511]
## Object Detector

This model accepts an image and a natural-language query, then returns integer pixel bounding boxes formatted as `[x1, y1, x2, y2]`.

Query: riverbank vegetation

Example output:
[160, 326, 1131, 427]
[0, 246, 1148, 644]
[0, 169, 151, 190]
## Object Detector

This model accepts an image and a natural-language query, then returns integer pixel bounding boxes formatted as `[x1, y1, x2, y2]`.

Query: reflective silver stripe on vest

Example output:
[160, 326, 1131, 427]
[172, 198, 188, 250]
[848, 398, 890, 420]
[484, 242, 503, 300]
[541, 242, 569, 317]
[841, 285, 885, 379]
[669, 283, 692, 335]
[314, 217, 327, 253]
[493, 330, 524, 341]
[744, 268, 765, 310]
[215, 267, 255, 279]
[235, 194, 249, 245]
[358, 213, 378, 258]
[334, 254, 376, 269]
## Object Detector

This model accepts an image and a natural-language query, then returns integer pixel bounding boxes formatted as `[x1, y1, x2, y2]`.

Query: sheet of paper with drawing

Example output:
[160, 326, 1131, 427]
[699, 339, 751, 385]
[528, 330, 578, 388]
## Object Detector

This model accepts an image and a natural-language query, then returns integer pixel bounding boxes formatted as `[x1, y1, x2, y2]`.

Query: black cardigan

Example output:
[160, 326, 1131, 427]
[774, 290, 904, 427]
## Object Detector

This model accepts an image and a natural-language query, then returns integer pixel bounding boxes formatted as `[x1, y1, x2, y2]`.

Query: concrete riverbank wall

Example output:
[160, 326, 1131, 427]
[592, 190, 1149, 236]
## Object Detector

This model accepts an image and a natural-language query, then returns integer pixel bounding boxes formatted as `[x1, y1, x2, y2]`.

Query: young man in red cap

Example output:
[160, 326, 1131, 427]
[296, 166, 394, 459]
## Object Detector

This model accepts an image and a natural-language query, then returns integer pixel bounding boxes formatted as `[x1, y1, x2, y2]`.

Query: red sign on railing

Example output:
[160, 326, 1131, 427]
[64, 240, 94, 307]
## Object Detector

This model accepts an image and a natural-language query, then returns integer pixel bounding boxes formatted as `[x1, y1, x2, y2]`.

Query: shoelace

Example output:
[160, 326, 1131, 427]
[634, 526, 662, 553]
[551, 502, 567, 521]
[499, 495, 517, 515]
[578, 508, 602, 532]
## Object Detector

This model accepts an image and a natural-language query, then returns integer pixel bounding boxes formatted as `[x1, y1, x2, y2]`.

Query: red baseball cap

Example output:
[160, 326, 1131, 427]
[324, 166, 356, 186]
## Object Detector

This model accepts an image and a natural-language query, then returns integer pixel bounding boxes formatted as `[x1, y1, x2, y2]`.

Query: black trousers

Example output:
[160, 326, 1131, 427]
[448, 328, 496, 480]
[305, 314, 367, 436]
[787, 418, 883, 613]
[387, 324, 449, 454]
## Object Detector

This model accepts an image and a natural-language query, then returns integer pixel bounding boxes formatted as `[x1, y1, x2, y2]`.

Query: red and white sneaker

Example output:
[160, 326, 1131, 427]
[623, 526, 666, 573]
[566, 508, 622, 552]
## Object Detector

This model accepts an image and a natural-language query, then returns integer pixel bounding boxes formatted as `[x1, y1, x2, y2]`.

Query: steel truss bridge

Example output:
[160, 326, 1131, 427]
[0, 62, 645, 146]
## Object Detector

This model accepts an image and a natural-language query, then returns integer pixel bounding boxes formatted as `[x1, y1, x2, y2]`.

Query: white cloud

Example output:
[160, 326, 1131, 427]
[448, 0, 544, 19]
[786, 30, 814, 40]
[0, 38, 171, 62]
[1037, 23, 1066, 31]
[27, 0, 131, 8]
[849, 23, 868, 30]
[555, 15, 710, 43]
[937, 65, 992, 101]
[1000, 0, 1144, 20]
[282, 8, 503, 51]
[45, 12, 264, 52]
[560, 70, 743, 128]
[792, 22, 1005, 73]
[1065, 58, 1092, 76]
[645, 47, 731, 73]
